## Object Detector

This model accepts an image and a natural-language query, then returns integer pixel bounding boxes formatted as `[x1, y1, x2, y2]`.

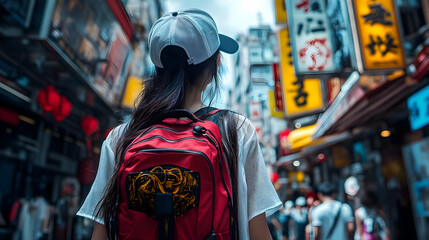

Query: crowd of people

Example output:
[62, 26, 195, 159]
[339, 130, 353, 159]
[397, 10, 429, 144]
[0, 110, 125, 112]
[268, 182, 390, 240]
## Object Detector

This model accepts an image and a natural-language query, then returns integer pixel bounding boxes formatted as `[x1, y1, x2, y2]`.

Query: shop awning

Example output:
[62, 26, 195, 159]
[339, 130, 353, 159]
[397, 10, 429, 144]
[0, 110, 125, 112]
[276, 129, 353, 169]
[287, 125, 317, 151]
[313, 71, 413, 139]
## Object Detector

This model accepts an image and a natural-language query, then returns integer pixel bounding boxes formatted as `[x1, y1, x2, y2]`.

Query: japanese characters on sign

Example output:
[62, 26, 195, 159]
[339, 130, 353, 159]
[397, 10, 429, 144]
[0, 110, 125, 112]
[350, 0, 405, 71]
[286, 0, 336, 74]
[278, 28, 325, 118]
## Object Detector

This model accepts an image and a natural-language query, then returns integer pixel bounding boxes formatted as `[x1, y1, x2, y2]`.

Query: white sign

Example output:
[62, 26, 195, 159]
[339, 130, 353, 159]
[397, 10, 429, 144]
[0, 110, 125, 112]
[287, 0, 336, 74]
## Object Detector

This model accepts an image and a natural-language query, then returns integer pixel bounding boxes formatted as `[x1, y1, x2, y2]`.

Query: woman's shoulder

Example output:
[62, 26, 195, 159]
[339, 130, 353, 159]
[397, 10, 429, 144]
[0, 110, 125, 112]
[105, 122, 129, 148]
[222, 111, 259, 149]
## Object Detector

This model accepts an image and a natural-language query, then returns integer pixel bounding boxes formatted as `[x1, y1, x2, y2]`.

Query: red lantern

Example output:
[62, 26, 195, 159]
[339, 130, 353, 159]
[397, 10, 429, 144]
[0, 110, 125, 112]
[37, 86, 61, 116]
[270, 172, 279, 183]
[53, 96, 72, 122]
[81, 116, 99, 136]
[81, 115, 99, 155]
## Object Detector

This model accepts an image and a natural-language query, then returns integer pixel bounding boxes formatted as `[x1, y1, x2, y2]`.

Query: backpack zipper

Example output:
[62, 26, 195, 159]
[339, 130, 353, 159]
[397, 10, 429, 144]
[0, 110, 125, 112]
[136, 135, 206, 144]
[129, 126, 198, 148]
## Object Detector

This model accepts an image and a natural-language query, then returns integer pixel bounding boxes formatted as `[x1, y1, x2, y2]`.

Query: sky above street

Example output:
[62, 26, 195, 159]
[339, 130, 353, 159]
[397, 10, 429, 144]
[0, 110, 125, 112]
[165, 0, 275, 38]
[164, 0, 276, 107]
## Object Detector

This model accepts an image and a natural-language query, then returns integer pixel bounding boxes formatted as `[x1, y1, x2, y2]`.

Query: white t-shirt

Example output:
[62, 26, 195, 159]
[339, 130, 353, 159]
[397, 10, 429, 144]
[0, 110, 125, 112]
[312, 200, 354, 240]
[77, 114, 282, 239]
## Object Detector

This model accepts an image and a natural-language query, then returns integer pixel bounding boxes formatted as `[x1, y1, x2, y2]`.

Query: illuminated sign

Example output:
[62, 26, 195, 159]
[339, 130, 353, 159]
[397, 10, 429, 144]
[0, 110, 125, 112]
[275, 0, 287, 23]
[269, 91, 284, 118]
[278, 28, 325, 118]
[50, 0, 132, 106]
[122, 76, 143, 108]
[408, 84, 429, 131]
[286, 0, 336, 74]
[349, 0, 405, 71]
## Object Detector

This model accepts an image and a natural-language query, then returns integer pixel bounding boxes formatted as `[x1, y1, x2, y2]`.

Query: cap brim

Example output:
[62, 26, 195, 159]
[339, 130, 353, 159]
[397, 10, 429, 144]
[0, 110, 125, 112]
[219, 34, 239, 54]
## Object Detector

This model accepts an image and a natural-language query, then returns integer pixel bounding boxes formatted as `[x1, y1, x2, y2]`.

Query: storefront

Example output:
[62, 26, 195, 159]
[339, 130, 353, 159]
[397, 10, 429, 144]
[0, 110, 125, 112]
[0, 0, 138, 239]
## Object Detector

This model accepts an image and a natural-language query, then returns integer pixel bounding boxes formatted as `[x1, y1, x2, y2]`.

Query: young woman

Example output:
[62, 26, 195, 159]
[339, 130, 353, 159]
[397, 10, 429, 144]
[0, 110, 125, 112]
[355, 192, 390, 240]
[77, 9, 282, 240]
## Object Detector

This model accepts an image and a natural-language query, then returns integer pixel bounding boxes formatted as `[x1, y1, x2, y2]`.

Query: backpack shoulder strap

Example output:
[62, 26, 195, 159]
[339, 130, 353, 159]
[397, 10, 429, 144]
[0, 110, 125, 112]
[195, 107, 238, 240]
[326, 203, 343, 240]
[194, 107, 237, 126]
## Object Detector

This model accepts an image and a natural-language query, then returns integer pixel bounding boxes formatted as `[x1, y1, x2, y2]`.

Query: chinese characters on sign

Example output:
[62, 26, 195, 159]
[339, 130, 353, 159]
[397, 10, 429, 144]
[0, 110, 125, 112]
[287, 0, 335, 74]
[278, 28, 324, 118]
[366, 34, 399, 56]
[363, 3, 393, 25]
[351, 0, 405, 71]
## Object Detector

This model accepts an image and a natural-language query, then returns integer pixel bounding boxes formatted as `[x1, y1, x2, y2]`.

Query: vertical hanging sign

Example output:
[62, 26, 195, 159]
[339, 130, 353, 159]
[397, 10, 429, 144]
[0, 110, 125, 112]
[286, 0, 336, 74]
[278, 28, 324, 118]
[348, 0, 405, 72]
[272, 63, 284, 112]
[275, 0, 287, 23]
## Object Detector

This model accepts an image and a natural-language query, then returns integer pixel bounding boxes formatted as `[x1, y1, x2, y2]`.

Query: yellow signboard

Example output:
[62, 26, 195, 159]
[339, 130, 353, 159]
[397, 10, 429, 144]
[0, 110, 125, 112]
[288, 171, 305, 182]
[269, 90, 284, 118]
[274, 0, 287, 23]
[121, 76, 143, 108]
[351, 0, 405, 71]
[278, 28, 324, 118]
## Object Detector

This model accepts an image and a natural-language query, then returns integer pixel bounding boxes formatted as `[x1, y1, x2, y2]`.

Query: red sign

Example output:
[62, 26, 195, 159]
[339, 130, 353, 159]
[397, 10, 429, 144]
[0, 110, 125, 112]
[272, 63, 284, 111]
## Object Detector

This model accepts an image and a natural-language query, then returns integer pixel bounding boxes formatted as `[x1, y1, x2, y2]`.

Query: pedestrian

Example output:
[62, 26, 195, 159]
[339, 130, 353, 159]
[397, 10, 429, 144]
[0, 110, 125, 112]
[305, 194, 320, 240]
[76, 8, 282, 240]
[290, 197, 309, 240]
[282, 200, 294, 240]
[312, 182, 355, 240]
[355, 192, 390, 240]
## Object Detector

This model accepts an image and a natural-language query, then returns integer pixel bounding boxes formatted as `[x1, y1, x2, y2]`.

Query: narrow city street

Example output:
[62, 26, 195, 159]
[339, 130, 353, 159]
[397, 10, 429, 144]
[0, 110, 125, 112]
[0, 0, 428, 239]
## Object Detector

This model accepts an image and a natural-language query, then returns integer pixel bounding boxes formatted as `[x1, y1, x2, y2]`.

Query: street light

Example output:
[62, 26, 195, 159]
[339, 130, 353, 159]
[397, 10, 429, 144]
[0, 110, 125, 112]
[293, 160, 301, 167]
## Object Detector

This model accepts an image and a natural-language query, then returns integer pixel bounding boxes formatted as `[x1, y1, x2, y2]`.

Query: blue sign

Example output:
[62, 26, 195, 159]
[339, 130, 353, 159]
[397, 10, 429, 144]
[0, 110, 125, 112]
[408, 85, 429, 131]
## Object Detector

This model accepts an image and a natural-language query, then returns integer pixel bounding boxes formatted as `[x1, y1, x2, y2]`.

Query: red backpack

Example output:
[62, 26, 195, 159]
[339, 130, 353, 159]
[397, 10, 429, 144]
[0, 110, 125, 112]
[111, 109, 236, 240]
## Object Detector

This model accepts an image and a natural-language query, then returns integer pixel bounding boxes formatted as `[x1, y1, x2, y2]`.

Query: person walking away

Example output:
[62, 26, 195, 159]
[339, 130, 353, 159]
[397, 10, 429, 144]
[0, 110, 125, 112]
[290, 197, 308, 240]
[355, 192, 390, 240]
[305, 192, 321, 240]
[312, 182, 354, 240]
[267, 210, 281, 240]
[76, 8, 282, 240]
[282, 200, 294, 240]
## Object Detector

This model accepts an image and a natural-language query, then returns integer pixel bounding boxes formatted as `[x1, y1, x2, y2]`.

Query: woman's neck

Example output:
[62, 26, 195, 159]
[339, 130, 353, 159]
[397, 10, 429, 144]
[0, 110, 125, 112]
[183, 88, 206, 113]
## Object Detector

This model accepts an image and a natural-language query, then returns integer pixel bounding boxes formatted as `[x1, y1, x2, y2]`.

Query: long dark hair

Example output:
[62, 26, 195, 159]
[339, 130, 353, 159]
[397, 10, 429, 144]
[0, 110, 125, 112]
[95, 46, 240, 236]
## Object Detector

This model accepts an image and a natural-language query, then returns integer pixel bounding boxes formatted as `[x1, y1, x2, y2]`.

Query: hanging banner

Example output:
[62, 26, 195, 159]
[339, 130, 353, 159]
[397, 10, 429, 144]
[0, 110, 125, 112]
[278, 28, 325, 118]
[272, 63, 284, 112]
[286, 0, 336, 74]
[348, 0, 405, 72]
[274, 0, 287, 23]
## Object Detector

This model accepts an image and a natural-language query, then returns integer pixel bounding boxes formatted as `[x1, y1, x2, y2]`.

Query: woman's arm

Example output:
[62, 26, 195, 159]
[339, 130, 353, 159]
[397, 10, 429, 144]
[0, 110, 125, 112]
[249, 212, 273, 240]
[355, 210, 363, 238]
[92, 222, 107, 240]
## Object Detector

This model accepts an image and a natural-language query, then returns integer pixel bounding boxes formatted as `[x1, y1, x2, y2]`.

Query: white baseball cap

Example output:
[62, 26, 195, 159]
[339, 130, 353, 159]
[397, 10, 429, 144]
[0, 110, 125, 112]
[295, 196, 306, 207]
[148, 9, 239, 68]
